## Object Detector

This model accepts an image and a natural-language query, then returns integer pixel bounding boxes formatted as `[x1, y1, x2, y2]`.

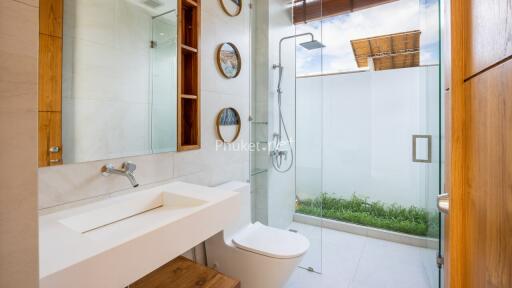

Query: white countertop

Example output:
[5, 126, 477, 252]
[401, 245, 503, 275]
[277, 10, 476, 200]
[39, 181, 240, 288]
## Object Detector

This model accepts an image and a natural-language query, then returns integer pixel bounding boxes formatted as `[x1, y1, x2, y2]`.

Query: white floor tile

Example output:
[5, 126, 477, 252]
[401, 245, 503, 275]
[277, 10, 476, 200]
[285, 222, 437, 288]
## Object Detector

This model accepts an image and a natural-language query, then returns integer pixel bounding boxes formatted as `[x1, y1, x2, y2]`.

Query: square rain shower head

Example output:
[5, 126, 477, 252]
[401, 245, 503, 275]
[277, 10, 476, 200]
[300, 40, 325, 50]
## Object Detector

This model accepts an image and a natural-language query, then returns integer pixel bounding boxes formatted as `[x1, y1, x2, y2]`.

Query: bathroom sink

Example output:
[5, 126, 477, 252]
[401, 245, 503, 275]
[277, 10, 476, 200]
[39, 182, 240, 288]
[59, 192, 207, 234]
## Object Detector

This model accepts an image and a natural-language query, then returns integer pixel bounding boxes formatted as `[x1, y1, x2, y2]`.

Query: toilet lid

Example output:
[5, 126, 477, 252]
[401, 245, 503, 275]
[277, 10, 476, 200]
[232, 222, 310, 259]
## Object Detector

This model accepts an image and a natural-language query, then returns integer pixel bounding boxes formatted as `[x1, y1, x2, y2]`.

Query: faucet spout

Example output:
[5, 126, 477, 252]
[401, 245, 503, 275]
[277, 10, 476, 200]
[101, 161, 139, 188]
[125, 172, 139, 188]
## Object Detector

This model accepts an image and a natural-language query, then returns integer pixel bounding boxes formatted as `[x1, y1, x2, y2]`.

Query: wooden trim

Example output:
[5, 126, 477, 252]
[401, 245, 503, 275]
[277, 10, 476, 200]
[38, 112, 62, 167]
[39, 0, 63, 167]
[448, 0, 467, 285]
[39, 0, 63, 37]
[38, 34, 62, 112]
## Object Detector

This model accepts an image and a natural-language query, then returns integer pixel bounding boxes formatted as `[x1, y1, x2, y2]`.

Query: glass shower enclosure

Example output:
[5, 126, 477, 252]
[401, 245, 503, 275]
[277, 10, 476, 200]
[292, 0, 443, 286]
[250, 0, 443, 286]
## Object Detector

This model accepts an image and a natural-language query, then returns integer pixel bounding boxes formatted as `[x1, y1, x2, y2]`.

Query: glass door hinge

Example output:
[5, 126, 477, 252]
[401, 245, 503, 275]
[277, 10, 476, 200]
[437, 253, 444, 269]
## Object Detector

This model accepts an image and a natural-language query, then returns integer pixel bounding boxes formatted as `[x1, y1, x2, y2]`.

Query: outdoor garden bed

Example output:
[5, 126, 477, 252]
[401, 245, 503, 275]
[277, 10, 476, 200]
[296, 194, 438, 237]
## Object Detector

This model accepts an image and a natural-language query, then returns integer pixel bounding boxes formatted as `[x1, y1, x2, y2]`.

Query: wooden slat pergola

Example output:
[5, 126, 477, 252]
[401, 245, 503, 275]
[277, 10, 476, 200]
[350, 30, 421, 71]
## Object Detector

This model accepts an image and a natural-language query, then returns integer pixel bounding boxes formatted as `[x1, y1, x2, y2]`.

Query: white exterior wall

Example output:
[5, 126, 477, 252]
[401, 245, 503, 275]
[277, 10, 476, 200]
[296, 66, 439, 208]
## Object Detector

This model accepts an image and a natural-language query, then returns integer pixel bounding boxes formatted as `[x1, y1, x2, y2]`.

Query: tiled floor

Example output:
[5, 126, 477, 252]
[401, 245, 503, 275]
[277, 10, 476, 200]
[285, 222, 438, 288]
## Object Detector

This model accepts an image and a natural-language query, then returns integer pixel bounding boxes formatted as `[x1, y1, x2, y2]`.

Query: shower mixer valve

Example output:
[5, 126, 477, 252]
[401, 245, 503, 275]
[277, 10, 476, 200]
[271, 149, 288, 161]
[270, 33, 322, 173]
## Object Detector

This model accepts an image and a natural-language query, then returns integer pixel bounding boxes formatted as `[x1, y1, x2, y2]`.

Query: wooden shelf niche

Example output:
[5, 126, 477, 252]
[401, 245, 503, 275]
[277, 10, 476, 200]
[178, 0, 201, 151]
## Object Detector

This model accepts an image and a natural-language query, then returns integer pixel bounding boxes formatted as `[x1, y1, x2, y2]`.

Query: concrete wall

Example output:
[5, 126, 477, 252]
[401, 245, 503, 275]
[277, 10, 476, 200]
[251, 0, 297, 229]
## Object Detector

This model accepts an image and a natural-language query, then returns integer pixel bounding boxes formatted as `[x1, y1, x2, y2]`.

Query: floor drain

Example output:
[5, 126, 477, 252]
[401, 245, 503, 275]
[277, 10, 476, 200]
[307, 267, 315, 272]
[289, 229, 298, 233]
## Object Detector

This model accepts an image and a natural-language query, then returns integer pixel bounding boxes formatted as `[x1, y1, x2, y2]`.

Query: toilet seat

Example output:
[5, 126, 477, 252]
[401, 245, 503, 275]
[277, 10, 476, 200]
[232, 222, 309, 259]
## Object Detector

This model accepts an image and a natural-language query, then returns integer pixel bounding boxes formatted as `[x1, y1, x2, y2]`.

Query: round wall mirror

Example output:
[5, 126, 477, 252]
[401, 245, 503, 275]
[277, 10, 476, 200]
[219, 0, 242, 17]
[216, 108, 241, 143]
[216, 42, 241, 79]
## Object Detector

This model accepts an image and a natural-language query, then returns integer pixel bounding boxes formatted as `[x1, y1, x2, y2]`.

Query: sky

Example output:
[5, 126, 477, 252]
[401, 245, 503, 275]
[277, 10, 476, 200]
[295, 0, 440, 76]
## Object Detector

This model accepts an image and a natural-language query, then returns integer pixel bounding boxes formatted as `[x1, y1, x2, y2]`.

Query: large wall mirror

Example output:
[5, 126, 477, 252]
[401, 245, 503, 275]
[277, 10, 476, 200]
[42, 0, 179, 165]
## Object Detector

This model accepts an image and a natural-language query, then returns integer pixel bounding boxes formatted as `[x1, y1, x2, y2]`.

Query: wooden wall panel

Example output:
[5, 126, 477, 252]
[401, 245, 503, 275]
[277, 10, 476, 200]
[38, 34, 62, 112]
[39, 0, 63, 37]
[463, 60, 512, 288]
[464, 0, 512, 78]
[38, 112, 62, 167]
[293, 0, 396, 24]
[449, 0, 512, 286]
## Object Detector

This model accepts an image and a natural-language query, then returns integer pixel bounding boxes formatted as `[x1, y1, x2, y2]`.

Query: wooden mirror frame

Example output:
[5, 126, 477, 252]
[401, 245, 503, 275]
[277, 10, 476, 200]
[216, 107, 241, 143]
[216, 42, 241, 79]
[219, 0, 242, 17]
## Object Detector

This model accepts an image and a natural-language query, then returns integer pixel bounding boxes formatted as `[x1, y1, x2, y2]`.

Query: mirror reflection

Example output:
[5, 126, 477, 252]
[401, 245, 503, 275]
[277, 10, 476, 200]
[216, 108, 241, 143]
[62, 0, 178, 164]
[217, 42, 241, 79]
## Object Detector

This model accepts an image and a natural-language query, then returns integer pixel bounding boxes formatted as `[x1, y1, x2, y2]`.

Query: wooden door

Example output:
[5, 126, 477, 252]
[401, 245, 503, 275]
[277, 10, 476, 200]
[448, 0, 512, 287]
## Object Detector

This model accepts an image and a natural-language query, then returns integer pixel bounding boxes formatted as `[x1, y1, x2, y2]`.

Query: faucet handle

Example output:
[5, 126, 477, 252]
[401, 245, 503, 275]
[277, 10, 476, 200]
[101, 163, 114, 176]
[122, 161, 136, 173]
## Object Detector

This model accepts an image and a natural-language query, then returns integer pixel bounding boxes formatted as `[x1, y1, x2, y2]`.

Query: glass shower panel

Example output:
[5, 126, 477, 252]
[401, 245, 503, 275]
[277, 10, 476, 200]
[151, 11, 178, 153]
[292, 21, 324, 273]
[292, 0, 442, 284]
[419, 0, 443, 286]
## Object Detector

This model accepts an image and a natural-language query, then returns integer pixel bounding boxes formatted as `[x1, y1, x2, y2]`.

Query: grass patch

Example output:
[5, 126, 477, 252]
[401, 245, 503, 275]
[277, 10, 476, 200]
[296, 193, 439, 237]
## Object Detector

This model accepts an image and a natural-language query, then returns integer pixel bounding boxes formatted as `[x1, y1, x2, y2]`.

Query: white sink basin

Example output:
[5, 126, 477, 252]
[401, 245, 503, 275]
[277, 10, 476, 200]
[39, 182, 240, 288]
[59, 192, 207, 234]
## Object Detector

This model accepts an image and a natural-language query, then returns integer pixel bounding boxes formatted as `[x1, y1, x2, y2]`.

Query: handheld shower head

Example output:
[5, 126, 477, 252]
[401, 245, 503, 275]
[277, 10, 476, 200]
[300, 39, 325, 50]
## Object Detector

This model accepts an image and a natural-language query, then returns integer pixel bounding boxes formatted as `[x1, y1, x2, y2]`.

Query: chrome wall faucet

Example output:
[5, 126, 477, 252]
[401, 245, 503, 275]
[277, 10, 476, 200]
[101, 161, 139, 187]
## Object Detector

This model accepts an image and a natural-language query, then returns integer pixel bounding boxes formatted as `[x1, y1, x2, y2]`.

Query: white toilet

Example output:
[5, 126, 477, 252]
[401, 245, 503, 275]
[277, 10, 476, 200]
[206, 181, 309, 288]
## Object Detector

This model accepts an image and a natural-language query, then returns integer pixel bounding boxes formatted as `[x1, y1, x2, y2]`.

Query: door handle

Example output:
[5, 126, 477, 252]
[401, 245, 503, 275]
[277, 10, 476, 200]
[437, 193, 449, 214]
[412, 135, 432, 163]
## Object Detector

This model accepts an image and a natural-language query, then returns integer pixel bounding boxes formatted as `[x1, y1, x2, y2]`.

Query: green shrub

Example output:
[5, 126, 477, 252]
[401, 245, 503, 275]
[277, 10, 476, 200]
[296, 193, 439, 237]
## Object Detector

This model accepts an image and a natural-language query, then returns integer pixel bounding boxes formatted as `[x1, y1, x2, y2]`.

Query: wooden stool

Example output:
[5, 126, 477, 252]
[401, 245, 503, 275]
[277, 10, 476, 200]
[130, 256, 240, 288]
